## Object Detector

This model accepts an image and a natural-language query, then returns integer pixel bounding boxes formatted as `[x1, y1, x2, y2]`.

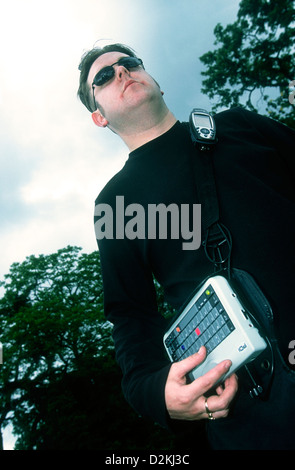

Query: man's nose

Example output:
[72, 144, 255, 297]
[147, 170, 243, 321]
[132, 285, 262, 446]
[115, 65, 130, 81]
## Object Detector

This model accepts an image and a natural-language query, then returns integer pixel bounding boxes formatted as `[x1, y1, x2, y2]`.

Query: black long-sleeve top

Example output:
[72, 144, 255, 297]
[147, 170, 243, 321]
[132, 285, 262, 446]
[94, 107, 295, 449]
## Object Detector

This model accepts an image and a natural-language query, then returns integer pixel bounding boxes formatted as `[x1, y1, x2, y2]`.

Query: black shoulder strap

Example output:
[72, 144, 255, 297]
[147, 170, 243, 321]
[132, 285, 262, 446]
[186, 118, 233, 274]
[193, 148, 220, 230]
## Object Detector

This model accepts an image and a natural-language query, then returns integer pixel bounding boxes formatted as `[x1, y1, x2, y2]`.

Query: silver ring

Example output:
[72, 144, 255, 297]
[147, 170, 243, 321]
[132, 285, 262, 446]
[205, 399, 215, 420]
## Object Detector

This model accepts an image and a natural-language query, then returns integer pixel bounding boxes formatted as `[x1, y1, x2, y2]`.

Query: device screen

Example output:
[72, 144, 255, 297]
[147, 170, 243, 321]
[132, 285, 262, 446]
[193, 114, 211, 128]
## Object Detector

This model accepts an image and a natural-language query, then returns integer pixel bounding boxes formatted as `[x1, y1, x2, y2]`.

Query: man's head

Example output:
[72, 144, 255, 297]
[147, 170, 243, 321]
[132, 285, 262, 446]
[78, 43, 138, 114]
[77, 42, 175, 149]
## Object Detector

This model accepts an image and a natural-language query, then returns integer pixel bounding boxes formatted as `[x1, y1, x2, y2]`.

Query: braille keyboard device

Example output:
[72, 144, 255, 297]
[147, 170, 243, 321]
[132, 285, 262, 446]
[164, 275, 267, 382]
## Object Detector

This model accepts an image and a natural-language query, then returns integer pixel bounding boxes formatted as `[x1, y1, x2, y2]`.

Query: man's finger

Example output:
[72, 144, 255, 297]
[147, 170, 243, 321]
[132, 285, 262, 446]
[204, 373, 239, 415]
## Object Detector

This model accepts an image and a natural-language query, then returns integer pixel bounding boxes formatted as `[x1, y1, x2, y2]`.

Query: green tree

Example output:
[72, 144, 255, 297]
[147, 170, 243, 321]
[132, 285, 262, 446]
[0, 246, 180, 450]
[0, 246, 108, 448]
[200, 0, 295, 128]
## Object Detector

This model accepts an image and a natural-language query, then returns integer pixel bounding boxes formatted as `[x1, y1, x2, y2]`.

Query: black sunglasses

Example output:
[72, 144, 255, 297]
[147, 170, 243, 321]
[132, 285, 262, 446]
[92, 57, 143, 88]
[91, 56, 143, 111]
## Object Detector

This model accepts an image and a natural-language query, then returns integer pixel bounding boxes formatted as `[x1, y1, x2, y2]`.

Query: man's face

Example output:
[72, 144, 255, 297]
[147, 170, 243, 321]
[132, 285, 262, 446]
[87, 51, 163, 132]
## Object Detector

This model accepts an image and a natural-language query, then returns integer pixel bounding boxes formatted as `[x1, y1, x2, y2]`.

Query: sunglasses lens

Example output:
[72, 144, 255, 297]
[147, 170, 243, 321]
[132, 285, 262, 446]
[93, 66, 115, 86]
[119, 57, 143, 69]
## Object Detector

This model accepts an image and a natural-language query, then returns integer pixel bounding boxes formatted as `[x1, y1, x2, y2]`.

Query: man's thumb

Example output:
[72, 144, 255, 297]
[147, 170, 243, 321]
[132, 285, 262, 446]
[173, 346, 206, 379]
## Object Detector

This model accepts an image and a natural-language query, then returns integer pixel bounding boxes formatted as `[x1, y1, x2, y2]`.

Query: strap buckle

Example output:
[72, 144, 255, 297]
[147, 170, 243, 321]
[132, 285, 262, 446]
[203, 223, 232, 269]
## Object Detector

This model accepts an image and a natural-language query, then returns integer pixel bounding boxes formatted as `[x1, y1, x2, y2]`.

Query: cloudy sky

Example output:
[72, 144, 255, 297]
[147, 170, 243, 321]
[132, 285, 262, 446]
[1, 0, 244, 449]
[0, 0, 242, 285]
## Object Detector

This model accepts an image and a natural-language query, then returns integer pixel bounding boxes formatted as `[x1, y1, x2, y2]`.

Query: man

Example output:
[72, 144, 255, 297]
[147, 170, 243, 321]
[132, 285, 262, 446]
[78, 43, 295, 449]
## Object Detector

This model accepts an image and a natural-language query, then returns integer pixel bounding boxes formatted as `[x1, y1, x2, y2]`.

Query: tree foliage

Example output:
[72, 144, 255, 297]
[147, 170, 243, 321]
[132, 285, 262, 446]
[200, 0, 295, 128]
[0, 246, 179, 450]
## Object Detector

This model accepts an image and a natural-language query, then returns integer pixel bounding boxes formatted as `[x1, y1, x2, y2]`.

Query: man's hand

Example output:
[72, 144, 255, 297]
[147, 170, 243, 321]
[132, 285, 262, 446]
[165, 346, 239, 421]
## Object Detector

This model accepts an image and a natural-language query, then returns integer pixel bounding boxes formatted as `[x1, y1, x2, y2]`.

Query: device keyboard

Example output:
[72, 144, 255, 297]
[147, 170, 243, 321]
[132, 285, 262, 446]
[164, 285, 235, 362]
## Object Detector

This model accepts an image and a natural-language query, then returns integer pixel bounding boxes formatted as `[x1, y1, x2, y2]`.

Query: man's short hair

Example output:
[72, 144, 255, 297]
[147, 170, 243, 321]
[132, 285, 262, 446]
[77, 43, 137, 113]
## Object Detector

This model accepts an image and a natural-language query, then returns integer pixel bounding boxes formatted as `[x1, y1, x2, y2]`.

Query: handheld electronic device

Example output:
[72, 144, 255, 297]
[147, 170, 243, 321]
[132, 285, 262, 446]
[189, 108, 217, 151]
[163, 275, 267, 383]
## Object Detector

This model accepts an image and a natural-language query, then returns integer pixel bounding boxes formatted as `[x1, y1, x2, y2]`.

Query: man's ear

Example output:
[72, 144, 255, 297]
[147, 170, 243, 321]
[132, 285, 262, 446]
[92, 110, 109, 128]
